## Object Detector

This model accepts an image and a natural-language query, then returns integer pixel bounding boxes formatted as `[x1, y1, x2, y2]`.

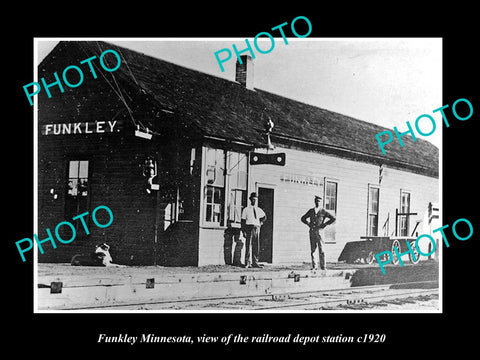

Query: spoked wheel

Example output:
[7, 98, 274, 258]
[364, 251, 375, 264]
[379, 240, 401, 265]
[409, 240, 420, 264]
[390, 239, 401, 265]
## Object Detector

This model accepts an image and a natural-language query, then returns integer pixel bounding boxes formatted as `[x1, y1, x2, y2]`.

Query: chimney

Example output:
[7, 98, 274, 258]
[235, 55, 254, 90]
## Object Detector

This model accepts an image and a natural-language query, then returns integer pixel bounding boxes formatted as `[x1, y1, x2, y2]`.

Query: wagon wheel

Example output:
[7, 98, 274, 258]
[390, 239, 401, 265]
[364, 251, 375, 265]
[409, 240, 420, 264]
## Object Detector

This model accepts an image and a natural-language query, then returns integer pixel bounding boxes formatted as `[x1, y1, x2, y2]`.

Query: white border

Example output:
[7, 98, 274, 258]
[33, 37, 443, 314]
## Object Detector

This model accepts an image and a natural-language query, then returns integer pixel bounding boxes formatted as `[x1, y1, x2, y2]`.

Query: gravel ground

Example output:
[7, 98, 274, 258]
[101, 289, 440, 311]
[36, 261, 367, 277]
[316, 294, 439, 311]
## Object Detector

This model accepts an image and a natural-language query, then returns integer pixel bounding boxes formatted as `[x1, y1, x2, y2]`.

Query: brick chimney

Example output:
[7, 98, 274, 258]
[235, 55, 254, 90]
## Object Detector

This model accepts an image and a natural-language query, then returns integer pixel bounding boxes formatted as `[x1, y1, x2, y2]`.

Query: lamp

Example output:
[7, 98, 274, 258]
[263, 112, 275, 150]
[143, 157, 159, 193]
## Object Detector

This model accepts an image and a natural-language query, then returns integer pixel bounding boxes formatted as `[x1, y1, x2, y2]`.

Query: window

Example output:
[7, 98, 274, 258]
[367, 185, 380, 236]
[204, 148, 225, 225]
[323, 180, 338, 243]
[226, 152, 248, 226]
[203, 148, 248, 227]
[399, 190, 411, 236]
[65, 160, 89, 220]
[325, 181, 337, 212]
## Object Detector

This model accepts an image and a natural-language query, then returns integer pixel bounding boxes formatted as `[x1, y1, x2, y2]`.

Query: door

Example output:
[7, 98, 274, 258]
[258, 187, 274, 263]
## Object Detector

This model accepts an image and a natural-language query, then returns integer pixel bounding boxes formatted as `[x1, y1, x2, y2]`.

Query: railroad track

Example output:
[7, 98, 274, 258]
[255, 286, 438, 310]
[85, 281, 439, 311]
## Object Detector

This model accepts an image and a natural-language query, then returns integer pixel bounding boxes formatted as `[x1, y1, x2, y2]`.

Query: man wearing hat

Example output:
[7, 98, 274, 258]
[241, 192, 267, 268]
[301, 195, 336, 270]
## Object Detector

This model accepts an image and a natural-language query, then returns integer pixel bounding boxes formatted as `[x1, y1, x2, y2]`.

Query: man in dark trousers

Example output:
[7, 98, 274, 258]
[301, 195, 336, 270]
[241, 192, 267, 268]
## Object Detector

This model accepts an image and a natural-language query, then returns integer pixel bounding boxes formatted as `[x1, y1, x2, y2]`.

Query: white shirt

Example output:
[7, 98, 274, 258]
[241, 205, 266, 226]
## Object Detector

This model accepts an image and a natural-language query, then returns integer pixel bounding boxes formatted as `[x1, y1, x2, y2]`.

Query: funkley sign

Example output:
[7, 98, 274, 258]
[41, 120, 120, 135]
[280, 173, 324, 187]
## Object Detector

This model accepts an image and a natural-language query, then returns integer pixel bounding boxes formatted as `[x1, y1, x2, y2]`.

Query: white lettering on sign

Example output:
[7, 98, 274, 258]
[280, 174, 323, 187]
[41, 121, 119, 135]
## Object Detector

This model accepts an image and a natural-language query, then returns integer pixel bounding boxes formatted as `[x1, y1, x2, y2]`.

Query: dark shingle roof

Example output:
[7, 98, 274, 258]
[49, 41, 439, 177]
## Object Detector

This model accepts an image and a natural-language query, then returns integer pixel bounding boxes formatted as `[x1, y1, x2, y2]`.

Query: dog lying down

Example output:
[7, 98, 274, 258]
[71, 243, 125, 267]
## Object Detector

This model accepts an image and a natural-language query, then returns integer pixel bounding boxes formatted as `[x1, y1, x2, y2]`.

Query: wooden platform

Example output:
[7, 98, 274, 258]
[36, 261, 439, 310]
[36, 263, 356, 310]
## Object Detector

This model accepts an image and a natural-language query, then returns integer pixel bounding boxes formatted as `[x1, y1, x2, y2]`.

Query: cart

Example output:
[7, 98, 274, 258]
[338, 209, 421, 265]
[338, 236, 420, 265]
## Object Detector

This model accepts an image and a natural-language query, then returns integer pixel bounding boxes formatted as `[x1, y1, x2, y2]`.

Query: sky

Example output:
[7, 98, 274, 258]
[36, 38, 442, 147]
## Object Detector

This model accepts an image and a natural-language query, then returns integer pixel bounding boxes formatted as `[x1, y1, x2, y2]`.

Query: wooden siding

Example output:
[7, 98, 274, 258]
[251, 145, 439, 264]
[197, 144, 439, 266]
[38, 129, 158, 264]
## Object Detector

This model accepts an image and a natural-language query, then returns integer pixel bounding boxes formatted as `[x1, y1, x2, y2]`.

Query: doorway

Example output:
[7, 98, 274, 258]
[258, 187, 274, 263]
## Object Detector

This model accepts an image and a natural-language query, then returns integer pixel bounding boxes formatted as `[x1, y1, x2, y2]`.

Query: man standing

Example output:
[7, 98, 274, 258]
[301, 195, 336, 270]
[241, 192, 267, 268]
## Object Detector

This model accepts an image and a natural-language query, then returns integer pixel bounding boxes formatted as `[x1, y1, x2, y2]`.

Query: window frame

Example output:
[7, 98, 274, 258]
[201, 146, 249, 228]
[367, 184, 380, 236]
[64, 159, 91, 231]
[324, 179, 338, 213]
[203, 147, 226, 227]
[323, 178, 338, 244]
[399, 189, 411, 236]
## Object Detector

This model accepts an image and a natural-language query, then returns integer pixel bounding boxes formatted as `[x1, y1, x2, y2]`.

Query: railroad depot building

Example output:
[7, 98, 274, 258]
[37, 41, 439, 266]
